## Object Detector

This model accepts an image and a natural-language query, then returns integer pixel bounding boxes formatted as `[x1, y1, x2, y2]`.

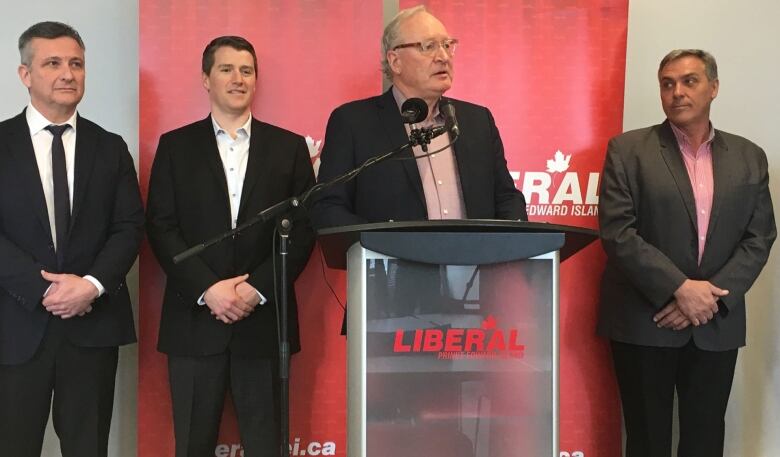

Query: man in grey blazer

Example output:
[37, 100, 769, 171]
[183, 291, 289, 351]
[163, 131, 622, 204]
[598, 49, 775, 457]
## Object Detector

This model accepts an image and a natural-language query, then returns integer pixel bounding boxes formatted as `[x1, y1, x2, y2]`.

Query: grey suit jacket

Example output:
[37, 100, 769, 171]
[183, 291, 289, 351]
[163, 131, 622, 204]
[597, 120, 775, 351]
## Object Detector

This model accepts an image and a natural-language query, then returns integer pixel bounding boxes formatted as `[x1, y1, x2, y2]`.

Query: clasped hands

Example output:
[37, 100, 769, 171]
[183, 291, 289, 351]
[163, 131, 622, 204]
[41, 270, 99, 318]
[653, 279, 728, 330]
[204, 274, 261, 324]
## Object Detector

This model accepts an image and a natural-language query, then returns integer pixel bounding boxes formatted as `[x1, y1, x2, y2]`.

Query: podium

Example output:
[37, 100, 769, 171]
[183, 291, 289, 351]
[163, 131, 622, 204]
[318, 220, 597, 457]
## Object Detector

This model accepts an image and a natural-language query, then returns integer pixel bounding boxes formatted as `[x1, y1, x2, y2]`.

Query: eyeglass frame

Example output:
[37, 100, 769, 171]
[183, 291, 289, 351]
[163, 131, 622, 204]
[391, 38, 459, 56]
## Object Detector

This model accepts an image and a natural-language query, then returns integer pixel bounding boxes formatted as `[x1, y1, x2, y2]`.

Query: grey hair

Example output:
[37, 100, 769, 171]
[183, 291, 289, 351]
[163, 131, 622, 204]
[19, 21, 84, 66]
[381, 5, 428, 80]
[659, 49, 718, 81]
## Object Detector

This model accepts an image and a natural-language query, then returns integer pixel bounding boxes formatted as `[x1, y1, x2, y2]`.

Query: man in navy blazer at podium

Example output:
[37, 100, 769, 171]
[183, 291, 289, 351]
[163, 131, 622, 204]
[310, 5, 526, 228]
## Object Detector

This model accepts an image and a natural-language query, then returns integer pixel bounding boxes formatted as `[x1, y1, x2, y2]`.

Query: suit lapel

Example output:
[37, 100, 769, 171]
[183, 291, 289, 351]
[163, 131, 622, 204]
[378, 88, 425, 207]
[706, 132, 729, 239]
[8, 111, 52, 242]
[446, 98, 473, 215]
[70, 115, 97, 230]
[658, 121, 697, 230]
[237, 118, 268, 219]
[198, 116, 230, 204]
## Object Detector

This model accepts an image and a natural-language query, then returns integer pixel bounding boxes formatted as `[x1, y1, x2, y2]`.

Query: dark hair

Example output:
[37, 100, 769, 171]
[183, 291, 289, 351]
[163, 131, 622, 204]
[202, 36, 258, 75]
[19, 21, 84, 66]
[659, 49, 718, 81]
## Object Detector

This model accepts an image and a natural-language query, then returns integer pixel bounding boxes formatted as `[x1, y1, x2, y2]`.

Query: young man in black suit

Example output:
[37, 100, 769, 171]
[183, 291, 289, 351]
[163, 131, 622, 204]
[0, 21, 144, 457]
[146, 36, 315, 457]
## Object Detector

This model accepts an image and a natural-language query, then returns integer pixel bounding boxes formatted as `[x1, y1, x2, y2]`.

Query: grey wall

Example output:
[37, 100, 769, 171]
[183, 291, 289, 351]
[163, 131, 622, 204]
[0, 2, 138, 456]
[624, 1, 780, 456]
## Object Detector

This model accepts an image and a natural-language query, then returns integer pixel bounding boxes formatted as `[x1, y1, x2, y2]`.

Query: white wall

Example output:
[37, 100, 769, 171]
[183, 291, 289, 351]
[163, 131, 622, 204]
[624, 1, 780, 456]
[0, 2, 138, 456]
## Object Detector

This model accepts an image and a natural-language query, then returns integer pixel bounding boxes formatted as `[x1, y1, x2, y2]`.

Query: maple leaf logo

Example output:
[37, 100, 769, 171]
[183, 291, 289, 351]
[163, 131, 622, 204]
[546, 150, 571, 173]
[305, 135, 323, 177]
[481, 315, 497, 330]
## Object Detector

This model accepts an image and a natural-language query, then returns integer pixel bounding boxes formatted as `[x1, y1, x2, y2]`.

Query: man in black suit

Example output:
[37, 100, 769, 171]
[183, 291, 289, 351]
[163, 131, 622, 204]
[598, 49, 776, 457]
[146, 36, 315, 457]
[0, 22, 144, 457]
[310, 5, 526, 228]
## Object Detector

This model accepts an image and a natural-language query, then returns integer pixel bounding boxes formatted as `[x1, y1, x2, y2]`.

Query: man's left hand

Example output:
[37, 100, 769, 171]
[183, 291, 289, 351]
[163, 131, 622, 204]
[235, 281, 261, 308]
[654, 301, 693, 330]
[41, 270, 97, 318]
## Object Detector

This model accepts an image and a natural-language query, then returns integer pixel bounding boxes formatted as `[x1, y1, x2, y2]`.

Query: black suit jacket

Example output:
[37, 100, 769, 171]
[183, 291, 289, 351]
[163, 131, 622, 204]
[597, 121, 776, 351]
[0, 109, 144, 365]
[310, 88, 527, 228]
[146, 116, 315, 358]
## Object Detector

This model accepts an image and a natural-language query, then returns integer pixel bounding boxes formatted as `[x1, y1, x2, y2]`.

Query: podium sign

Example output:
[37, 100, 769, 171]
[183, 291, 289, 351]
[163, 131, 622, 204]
[318, 221, 596, 457]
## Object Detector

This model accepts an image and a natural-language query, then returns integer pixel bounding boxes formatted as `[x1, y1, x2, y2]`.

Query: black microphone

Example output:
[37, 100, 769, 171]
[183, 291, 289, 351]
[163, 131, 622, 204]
[440, 99, 459, 137]
[428, 100, 458, 139]
[400, 97, 428, 124]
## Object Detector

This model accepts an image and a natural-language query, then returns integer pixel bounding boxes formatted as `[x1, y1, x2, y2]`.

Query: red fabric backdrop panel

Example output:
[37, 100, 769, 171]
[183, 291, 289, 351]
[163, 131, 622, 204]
[399, 1, 628, 456]
[139, 2, 382, 456]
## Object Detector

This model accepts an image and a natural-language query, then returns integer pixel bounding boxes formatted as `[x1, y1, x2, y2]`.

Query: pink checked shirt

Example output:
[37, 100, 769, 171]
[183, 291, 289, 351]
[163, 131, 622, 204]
[669, 122, 716, 264]
[392, 87, 466, 220]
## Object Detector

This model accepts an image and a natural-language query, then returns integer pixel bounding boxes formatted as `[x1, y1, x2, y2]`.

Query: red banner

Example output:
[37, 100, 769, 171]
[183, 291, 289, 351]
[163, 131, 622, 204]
[138, 2, 382, 456]
[141, 1, 627, 456]
[399, 1, 628, 455]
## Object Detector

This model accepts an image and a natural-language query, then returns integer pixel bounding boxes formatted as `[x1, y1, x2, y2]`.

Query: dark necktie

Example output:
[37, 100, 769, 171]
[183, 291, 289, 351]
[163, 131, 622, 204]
[45, 124, 71, 267]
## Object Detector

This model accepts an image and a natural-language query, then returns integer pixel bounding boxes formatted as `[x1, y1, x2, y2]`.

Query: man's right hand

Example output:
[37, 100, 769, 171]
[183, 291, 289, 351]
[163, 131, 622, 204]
[673, 279, 727, 326]
[204, 274, 253, 324]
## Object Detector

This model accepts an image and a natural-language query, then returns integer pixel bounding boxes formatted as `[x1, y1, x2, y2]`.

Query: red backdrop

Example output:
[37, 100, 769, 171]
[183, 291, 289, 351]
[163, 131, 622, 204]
[140, 1, 627, 456]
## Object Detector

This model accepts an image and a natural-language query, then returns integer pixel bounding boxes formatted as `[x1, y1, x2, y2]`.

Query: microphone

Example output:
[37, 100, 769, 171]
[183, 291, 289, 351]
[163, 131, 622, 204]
[428, 100, 458, 139]
[400, 98, 428, 124]
[440, 99, 459, 137]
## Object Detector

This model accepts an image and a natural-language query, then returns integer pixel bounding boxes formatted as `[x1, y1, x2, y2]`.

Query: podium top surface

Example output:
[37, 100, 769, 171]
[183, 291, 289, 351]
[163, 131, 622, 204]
[317, 220, 598, 269]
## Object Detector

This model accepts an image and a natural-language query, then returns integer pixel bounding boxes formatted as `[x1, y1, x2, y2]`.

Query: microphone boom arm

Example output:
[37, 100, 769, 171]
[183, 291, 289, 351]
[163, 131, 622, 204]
[173, 118, 459, 264]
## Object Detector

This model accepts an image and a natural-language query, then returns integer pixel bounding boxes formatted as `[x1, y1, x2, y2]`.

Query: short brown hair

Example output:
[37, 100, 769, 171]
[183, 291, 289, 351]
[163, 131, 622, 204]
[202, 35, 257, 75]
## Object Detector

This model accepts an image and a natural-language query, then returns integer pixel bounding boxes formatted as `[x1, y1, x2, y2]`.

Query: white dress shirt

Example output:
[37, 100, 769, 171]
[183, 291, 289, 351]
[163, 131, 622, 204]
[26, 103, 104, 296]
[212, 114, 251, 229]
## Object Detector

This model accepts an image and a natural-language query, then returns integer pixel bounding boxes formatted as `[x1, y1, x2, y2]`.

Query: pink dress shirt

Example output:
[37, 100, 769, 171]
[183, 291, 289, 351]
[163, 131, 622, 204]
[392, 87, 466, 220]
[669, 122, 716, 264]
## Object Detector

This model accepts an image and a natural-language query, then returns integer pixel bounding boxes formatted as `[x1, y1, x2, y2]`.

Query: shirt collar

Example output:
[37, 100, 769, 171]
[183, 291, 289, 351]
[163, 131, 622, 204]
[211, 113, 252, 138]
[669, 121, 715, 148]
[26, 103, 78, 136]
[391, 86, 444, 124]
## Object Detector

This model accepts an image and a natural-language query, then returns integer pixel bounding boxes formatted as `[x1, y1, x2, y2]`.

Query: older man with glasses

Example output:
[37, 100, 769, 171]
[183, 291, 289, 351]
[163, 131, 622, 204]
[311, 4, 526, 229]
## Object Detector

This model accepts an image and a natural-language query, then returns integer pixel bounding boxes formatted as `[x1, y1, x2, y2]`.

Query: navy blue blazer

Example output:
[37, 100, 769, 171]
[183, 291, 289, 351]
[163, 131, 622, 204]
[310, 88, 527, 228]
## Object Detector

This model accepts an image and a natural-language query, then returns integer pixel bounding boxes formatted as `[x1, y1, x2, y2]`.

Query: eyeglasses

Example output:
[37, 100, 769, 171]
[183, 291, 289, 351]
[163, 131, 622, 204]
[392, 38, 459, 56]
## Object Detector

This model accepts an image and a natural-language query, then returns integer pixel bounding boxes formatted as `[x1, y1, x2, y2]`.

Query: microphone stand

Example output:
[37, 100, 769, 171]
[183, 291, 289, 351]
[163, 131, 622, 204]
[172, 123, 453, 457]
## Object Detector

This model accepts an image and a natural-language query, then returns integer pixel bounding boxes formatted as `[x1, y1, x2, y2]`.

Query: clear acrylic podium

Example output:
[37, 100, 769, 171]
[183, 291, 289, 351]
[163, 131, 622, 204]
[318, 220, 597, 457]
